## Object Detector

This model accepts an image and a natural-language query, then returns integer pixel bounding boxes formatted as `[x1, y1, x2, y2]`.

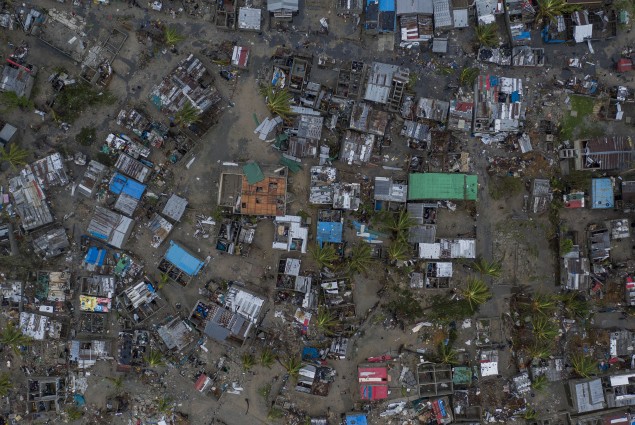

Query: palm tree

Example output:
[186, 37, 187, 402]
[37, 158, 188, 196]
[0, 373, 12, 397]
[280, 356, 302, 378]
[438, 344, 459, 365]
[560, 292, 589, 319]
[386, 239, 410, 263]
[348, 243, 373, 275]
[522, 408, 537, 421]
[164, 26, 185, 46]
[144, 349, 165, 367]
[0, 144, 29, 170]
[242, 353, 255, 371]
[381, 210, 416, 237]
[0, 322, 31, 354]
[524, 292, 557, 316]
[157, 273, 170, 290]
[475, 23, 498, 47]
[459, 67, 479, 88]
[259, 349, 275, 368]
[316, 306, 338, 335]
[531, 375, 548, 392]
[174, 101, 201, 129]
[535, 0, 579, 26]
[531, 316, 559, 341]
[526, 342, 553, 360]
[106, 376, 124, 393]
[471, 257, 502, 278]
[309, 244, 339, 270]
[460, 278, 491, 310]
[571, 353, 596, 378]
[259, 85, 294, 121]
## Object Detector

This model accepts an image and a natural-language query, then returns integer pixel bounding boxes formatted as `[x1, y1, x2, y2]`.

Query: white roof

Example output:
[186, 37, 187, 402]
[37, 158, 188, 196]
[574, 24, 593, 43]
[436, 262, 453, 277]
[419, 243, 441, 259]
[610, 373, 635, 387]
[453, 9, 468, 27]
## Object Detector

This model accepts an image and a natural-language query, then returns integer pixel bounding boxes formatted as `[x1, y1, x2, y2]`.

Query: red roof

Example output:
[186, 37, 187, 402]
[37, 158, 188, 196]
[359, 384, 389, 400]
[455, 102, 473, 112]
[617, 58, 633, 73]
[358, 367, 388, 379]
[194, 374, 209, 392]
[564, 199, 584, 208]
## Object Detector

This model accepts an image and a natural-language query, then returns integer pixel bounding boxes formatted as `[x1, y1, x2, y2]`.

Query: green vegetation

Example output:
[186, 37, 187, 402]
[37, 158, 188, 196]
[157, 397, 173, 413]
[65, 406, 83, 420]
[0, 144, 29, 170]
[386, 239, 410, 263]
[259, 85, 294, 121]
[535, 0, 580, 25]
[532, 375, 549, 392]
[316, 306, 338, 335]
[0, 373, 12, 397]
[489, 176, 524, 200]
[571, 353, 597, 378]
[560, 238, 574, 255]
[525, 293, 558, 316]
[258, 383, 271, 398]
[348, 243, 373, 275]
[268, 407, 284, 420]
[459, 67, 479, 88]
[474, 23, 499, 47]
[259, 349, 275, 368]
[310, 244, 339, 270]
[522, 408, 537, 420]
[242, 353, 255, 371]
[426, 295, 474, 324]
[75, 126, 96, 146]
[407, 73, 418, 91]
[96, 152, 115, 167]
[144, 350, 165, 367]
[107, 376, 124, 392]
[461, 278, 492, 310]
[0, 91, 33, 111]
[559, 95, 595, 140]
[280, 356, 302, 378]
[531, 316, 559, 341]
[174, 101, 201, 129]
[560, 292, 590, 319]
[380, 210, 416, 239]
[471, 257, 502, 278]
[386, 288, 424, 321]
[53, 83, 116, 122]
[437, 343, 459, 365]
[158, 272, 170, 289]
[0, 322, 31, 354]
[526, 342, 554, 359]
[164, 26, 186, 46]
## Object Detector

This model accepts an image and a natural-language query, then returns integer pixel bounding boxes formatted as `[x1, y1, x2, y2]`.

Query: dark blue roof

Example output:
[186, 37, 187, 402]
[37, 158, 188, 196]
[317, 221, 343, 246]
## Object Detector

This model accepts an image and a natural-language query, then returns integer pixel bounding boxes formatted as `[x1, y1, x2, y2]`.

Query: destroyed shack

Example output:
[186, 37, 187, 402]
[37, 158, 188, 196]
[473, 75, 525, 135]
[349, 102, 389, 136]
[316, 209, 344, 248]
[216, 219, 254, 256]
[418, 239, 476, 259]
[417, 363, 453, 397]
[364, 0, 397, 34]
[340, 131, 375, 165]
[157, 317, 196, 353]
[31, 226, 69, 259]
[78, 161, 108, 198]
[0, 60, 37, 98]
[363, 62, 409, 111]
[109, 173, 146, 217]
[149, 54, 220, 134]
[190, 286, 264, 346]
[562, 137, 635, 172]
[26, 376, 67, 415]
[117, 278, 166, 323]
[158, 241, 205, 286]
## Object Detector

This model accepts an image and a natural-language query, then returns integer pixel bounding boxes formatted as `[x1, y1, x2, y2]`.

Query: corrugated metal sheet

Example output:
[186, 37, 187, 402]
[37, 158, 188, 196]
[164, 240, 204, 276]
[433, 0, 453, 28]
[396, 0, 433, 15]
[162, 194, 188, 222]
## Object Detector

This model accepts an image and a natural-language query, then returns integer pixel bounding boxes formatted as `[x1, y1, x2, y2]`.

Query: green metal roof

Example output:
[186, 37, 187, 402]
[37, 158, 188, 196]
[408, 173, 478, 201]
[242, 162, 265, 185]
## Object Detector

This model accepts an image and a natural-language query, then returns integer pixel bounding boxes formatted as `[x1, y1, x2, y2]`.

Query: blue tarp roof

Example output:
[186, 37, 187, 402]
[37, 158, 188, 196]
[346, 413, 368, 425]
[317, 221, 343, 246]
[85, 247, 107, 266]
[379, 0, 395, 11]
[592, 178, 614, 209]
[302, 347, 320, 360]
[109, 173, 146, 199]
[164, 241, 205, 276]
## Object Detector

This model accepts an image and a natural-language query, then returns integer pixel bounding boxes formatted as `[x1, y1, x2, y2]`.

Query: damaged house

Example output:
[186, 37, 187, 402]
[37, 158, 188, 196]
[272, 216, 309, 254]
[218, 163, 288, 217]
[158, 240, 205, 286]
[473, 74, 525, 135]
[561, 136, 635, 172]
[396, 0, 434, 42]
[340, 131, 375, 165]
[149, 54, 221, 133]
[349, 102, 389, 136]
[363, 62, 409, 111]
[87, 206, 133, 249]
